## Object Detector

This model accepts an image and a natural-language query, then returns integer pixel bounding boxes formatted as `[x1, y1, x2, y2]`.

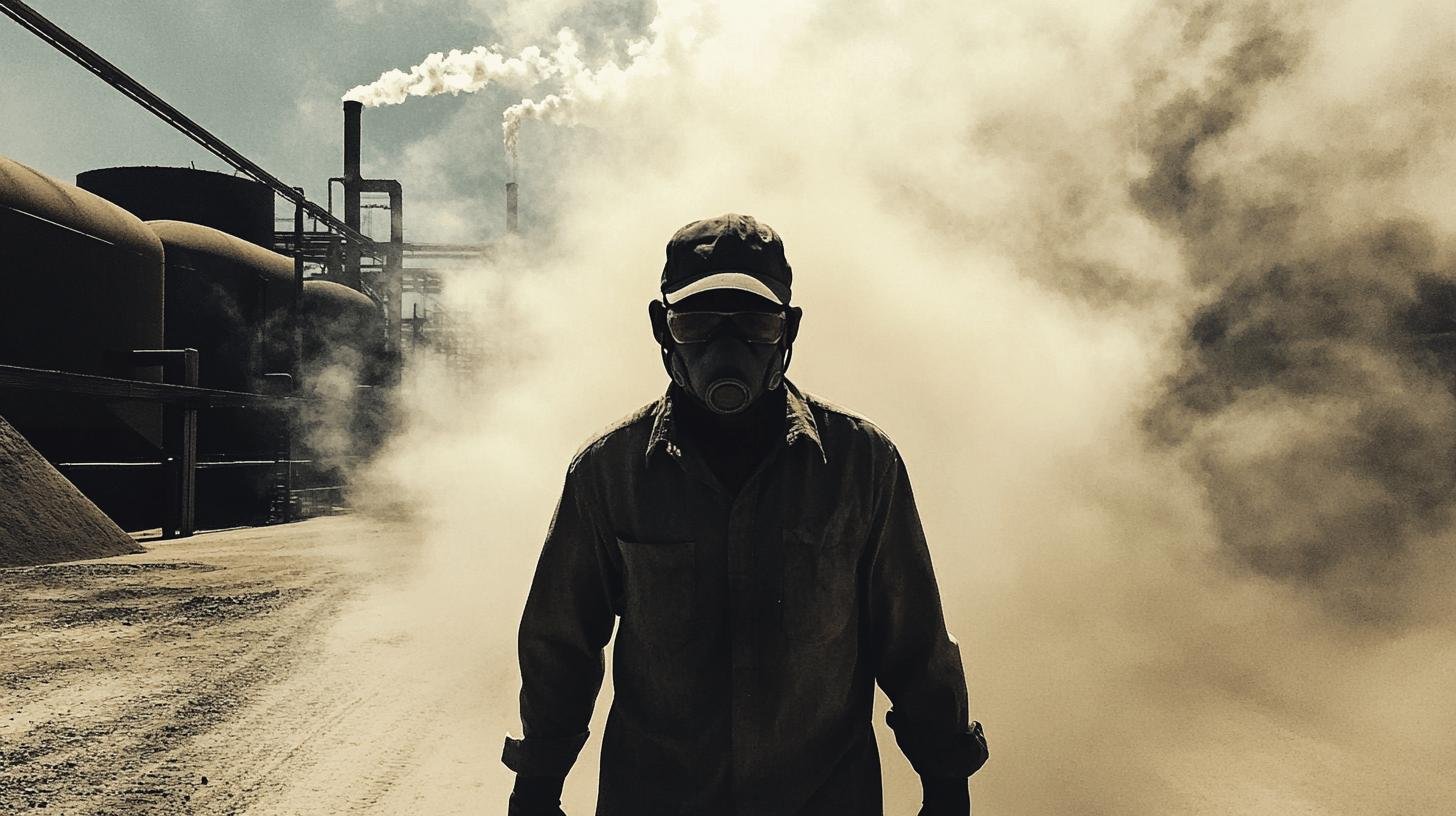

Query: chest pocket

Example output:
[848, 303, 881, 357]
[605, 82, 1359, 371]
[781, 528, 858, 646]
[617, 537, 697, 651]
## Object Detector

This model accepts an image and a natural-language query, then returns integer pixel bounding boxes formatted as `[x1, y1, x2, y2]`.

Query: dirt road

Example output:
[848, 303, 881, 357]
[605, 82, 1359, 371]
[0, 514, 523, 814]
[13, 511, 1447, 815]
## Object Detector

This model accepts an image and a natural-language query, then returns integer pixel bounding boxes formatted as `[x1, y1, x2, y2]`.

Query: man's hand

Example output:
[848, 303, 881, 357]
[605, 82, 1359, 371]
[916, 775, 969, 816]
[508, 774, 568, 816]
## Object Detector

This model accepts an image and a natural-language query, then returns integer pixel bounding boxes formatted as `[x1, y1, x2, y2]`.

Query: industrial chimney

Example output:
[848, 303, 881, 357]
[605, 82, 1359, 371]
[342, 100, 363, 287]
[506, 181, 519, 234]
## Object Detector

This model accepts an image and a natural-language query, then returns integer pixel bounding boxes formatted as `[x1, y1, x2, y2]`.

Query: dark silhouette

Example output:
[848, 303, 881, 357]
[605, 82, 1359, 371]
[504, 214, 987, 815]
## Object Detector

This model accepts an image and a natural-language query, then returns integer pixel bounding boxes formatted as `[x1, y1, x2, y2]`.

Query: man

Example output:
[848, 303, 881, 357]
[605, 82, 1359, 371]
[504, 214, 987, 815]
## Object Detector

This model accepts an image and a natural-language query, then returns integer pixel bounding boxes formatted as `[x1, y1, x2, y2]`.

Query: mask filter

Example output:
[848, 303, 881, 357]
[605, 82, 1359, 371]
[666, 345, 786, 416]
[704, 379, 752, 414]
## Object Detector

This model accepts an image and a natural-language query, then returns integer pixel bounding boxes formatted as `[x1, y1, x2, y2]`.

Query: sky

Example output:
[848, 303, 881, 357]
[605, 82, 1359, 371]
[6, 1, 1456, 814]
[0, 0, 648, 240]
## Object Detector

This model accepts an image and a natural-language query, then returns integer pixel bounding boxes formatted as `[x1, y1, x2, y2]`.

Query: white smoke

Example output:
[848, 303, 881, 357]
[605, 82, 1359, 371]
[341, 30, 578, 108]
[499, 6, 700, 170]
[345, 4, 698, 174]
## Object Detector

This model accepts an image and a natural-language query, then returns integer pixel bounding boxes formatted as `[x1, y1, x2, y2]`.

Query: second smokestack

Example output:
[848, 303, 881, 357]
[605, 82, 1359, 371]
[506, 181, 518, 234]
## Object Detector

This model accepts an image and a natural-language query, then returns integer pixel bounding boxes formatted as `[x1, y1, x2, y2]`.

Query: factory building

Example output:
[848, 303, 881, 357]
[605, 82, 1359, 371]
[0, 2, 513, 565]
[1, 95, 498, 564]
[0, 152, 386, 540]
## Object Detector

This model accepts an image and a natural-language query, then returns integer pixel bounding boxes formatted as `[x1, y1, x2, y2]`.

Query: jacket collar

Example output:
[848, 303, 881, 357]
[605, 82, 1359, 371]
[645, 379, 826, 465]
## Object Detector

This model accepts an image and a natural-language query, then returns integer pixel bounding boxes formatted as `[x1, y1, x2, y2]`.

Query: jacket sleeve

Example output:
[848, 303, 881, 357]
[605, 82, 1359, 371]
[502, 464, 619, 777]
[867, 446, 988, 778]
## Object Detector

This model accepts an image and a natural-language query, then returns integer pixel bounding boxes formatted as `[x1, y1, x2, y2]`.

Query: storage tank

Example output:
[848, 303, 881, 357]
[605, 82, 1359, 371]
[300, 280, 386, 385]
[0, 156, 165, 379]
[296, 280, 389, 492]
[147, 221, 296, 529]
[0, 155, 167, 530]
[77, 166, 275, 249]
[147, 220, 295, 392]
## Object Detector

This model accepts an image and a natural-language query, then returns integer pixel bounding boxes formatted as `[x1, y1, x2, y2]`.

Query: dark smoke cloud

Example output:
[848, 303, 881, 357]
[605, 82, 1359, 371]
[1131, 4, 1304, 236]
[1135, 3, 1456, 624]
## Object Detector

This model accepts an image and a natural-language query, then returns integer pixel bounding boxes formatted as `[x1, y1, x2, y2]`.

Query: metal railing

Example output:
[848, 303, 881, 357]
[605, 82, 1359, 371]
[0, 358, 295, 538]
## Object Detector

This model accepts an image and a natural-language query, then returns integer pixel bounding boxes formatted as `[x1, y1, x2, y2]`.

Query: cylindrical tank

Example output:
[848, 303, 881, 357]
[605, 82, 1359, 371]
[296, 280, 388, 489]
[300, 280, 386, 384]
[147, 220, 295, 392]
[147, 221, 296, 530]
[0, 155, 167, 530]
[0, 156, 165, 379]
[77, 166, 276, 249]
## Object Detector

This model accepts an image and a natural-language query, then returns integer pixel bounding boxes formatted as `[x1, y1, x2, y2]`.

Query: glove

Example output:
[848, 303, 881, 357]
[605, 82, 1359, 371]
[916, 775, 969, 816]
[508, 773, 568, 816]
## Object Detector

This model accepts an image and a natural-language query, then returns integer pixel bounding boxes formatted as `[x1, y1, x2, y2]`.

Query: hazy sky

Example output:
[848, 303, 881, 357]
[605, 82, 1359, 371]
[0, 0, 649, 240]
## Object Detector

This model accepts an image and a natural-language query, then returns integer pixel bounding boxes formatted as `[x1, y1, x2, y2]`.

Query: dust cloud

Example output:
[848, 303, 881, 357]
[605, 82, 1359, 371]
[337, 0, 1456, 812]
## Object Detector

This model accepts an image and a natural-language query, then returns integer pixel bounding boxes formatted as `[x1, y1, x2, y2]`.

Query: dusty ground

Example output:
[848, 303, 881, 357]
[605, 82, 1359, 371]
[0, 514, 516, 815]
[8, 511, 1447, 815]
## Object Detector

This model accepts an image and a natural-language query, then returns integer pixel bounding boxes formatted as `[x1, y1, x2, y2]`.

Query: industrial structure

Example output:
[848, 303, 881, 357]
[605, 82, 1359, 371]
[0, 0, 508, 543]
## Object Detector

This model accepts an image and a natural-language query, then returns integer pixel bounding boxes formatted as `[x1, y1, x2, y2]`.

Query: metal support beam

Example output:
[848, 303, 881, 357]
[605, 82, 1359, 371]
[272, 235, 494, 261]
[359, 178, 404, 365]
[0, 362, 298, 408]
[402, 243, 493, 253]
[130, 350, 198, 539]
[287, 197, 305, 524]
[291, 191, 305, 382]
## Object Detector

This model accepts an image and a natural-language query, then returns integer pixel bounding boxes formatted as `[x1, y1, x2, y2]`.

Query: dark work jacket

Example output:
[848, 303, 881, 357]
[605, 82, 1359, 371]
[503, 380, 986, 815]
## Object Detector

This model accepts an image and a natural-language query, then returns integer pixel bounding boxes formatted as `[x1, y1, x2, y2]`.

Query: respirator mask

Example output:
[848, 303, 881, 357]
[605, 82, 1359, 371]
[661, 309, 790, 415]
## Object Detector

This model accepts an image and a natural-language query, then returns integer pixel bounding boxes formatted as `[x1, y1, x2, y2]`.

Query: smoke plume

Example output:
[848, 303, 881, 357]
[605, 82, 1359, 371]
[337, 0, 1456, 813]
[341, 30, 577, 108]
[345, 6, 692, 171]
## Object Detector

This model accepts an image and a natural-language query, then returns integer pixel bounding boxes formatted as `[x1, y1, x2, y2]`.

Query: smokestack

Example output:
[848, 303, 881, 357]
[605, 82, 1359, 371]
[343, 100, 362, 287]
[344, 101, 362, 224]
[506, 181, 519, 234]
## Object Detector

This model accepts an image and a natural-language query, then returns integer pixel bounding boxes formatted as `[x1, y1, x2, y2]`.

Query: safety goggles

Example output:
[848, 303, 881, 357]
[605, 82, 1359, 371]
[666, 310, 787, 344]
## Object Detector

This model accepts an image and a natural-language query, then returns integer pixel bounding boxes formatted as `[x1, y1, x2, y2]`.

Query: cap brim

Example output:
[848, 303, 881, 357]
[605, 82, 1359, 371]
[663, 271, 785, 305]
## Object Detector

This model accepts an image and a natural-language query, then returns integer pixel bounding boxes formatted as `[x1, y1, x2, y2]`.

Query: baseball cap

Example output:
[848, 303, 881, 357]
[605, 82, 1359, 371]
[660, 213, 792, 306]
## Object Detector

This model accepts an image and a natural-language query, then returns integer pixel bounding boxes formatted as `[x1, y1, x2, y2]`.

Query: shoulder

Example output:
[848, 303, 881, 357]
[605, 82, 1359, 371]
[566, 396, 661, 473]
[798, 388, 902, 462]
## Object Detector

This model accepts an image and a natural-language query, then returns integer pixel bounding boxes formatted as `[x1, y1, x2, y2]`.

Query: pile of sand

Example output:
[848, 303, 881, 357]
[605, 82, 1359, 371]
[0, 414, 144, 567]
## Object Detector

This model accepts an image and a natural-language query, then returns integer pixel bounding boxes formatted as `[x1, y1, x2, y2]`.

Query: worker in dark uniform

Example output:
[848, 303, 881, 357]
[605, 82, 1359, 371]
[503, 214, 988, 815]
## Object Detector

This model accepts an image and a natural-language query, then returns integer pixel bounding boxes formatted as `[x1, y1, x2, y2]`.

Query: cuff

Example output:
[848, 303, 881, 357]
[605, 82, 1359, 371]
[502, 731, 590, 776]
[919, 775, 970, 811]
[886, 711, 988, 778]
[510, 772, 567, 814]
